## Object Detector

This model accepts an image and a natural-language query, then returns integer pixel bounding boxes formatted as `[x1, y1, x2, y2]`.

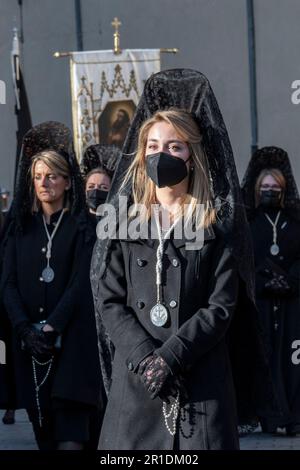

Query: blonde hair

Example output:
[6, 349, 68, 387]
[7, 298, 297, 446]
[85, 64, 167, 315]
[121, 109, 216, 228]
[85, 167, 111, 190]
[30, 150, 70, 212]
[255, 168, 286, 208]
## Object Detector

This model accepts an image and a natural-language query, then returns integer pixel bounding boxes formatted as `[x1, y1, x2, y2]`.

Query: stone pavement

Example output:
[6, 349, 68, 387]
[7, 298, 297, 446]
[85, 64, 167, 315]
[1, 411, 300, 450]
[0, 409, 37, 450]
[240, 425, 300, 450]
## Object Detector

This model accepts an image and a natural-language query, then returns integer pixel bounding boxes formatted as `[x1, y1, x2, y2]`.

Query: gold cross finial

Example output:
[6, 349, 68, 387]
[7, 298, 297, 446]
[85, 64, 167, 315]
[111, 17, 122, 54]
[111, 17, 121, 32]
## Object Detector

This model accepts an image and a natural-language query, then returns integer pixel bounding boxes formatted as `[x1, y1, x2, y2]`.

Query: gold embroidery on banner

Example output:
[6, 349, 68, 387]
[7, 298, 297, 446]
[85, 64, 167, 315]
[74, 64, 139, 157]
[100, 64, 138, 101]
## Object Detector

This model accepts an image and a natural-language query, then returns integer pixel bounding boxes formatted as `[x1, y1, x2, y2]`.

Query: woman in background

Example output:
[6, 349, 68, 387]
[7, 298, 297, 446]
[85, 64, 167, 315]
[1, 122, 102, 450]
[242, 146, 300, 436]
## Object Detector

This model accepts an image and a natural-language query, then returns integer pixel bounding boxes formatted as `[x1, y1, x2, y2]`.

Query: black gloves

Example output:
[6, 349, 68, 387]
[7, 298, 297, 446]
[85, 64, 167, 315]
[264, 272, 291, 295]
[16, 321, 56, 357]
[138, 354, 176, 401]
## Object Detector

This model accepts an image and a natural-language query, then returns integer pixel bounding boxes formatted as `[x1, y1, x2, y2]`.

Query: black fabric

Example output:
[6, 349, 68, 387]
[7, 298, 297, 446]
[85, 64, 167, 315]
[17, 322, 54, 357]
[139, 354, 172, 399]
[241, 146, 300, 220]
[247, 208, 300, 430]
[0, 213, 16, 409]
[0, 308, 16, 409]
[98, 234, 240, 450]
[0, 122, 102, 445]
[259, 190, 282, 209]
[27, 408, 55, 450]
[13, 68, 33, 186]
[242, 146, 300, 431]
[81, 144, 121, 177]
[1, 211, 101, 409]
[91, 69, 276, 425]
[86, 189, 108, 211]
[27, 400, 103, 450]
[145, 152, 188, 187]
[10, 121, 91, 239]
[264, 272, 291, 295]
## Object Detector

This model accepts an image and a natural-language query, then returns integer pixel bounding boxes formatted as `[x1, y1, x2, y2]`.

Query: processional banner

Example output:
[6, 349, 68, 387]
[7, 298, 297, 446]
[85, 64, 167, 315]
[70, 49, 161, 160]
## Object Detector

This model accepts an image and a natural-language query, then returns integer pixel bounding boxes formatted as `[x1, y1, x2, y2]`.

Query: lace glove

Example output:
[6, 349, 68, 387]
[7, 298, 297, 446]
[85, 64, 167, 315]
[16, 322, 54, 357]
[43, 331, 59, 350]
[138, 354, 172, 400]
[264, 273, 291, 295]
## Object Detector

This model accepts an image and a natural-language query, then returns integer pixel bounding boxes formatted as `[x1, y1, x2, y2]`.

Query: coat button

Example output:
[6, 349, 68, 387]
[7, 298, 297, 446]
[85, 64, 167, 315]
[136, 301, 145, 309]
[41, 247, 46, 253]
[39, 307, 44, 313]
[39, 277, 44, 282]
[137, 258, 147, 267]
[172, 258, 179, 267]
[128, 362, 134, 371]
[169, 300, 177, 308]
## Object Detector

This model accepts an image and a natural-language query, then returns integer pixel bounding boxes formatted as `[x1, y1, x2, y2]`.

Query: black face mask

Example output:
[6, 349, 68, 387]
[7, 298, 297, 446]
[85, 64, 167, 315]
[259, 189, 282, 208]
[145, 152, 189, 188]
[86, 189, 108, 211]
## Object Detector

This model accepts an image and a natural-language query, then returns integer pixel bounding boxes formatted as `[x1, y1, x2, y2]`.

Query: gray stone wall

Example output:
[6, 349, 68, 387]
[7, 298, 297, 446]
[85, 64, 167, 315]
[0, 0, 299, 199]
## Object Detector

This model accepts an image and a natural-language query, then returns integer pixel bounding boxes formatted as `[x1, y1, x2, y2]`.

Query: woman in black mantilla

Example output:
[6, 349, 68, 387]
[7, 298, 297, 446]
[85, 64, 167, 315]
[91, 69, 276, 450]
[81, 144, 120, 218]
[1, 122, 102, 450]
[241, 146, 300, 435]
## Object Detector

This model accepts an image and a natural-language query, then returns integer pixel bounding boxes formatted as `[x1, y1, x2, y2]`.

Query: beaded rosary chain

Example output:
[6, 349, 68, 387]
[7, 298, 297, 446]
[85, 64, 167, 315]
[162, 391, 180, 436]
[32, 355, 54, 427]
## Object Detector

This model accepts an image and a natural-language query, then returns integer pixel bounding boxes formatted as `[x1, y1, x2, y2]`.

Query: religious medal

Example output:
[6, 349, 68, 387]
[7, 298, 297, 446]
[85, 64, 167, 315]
[150, 303, 168, 327]
[41, 210, 65, 284]
[151, 207, 179, 328]
[42, 266, 55, 283]
[264, 211, 281, 258]
[270, 243, 280, 256]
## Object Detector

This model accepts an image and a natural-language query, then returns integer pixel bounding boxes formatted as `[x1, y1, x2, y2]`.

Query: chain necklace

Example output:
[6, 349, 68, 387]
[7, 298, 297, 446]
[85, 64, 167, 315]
[41, 209, 65, 282]
[150, 207, 178, 327]
[264, 210, 281, 256]
[31, 355, 54, 427]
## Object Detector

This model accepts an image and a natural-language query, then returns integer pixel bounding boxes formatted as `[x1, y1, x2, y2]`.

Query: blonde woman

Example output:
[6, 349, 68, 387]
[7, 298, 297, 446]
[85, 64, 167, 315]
[242, 146, 300, 436]
[97, 108, 240, 450]
[1, 122, 102, 450]
[93, 69, 275, 450]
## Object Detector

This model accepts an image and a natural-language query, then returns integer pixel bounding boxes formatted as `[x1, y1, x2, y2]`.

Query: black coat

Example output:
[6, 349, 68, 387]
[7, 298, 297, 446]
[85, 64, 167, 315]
[0, 211, 16, 409]
[98, 227, 240, 450]
[0, 308, 15, 408]
[250, 208, 300, 429]
[1, 210, 101, 410]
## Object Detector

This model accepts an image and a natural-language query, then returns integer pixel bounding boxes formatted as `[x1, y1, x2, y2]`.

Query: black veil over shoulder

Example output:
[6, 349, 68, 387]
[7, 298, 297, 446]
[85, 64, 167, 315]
[91, 69, 277, 423]
[7, 121, 89, 235]
[241, 145, 300, 220]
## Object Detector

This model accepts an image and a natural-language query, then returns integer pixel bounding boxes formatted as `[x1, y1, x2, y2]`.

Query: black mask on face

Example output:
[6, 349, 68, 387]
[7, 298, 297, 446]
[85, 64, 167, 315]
[86, 189, 108, 211]
[145, 152, 189, 188]
[259, 189, 282, 208]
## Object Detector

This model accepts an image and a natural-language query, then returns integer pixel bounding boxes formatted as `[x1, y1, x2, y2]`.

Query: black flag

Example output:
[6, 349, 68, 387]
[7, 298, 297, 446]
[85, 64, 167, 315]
[11, 27, 32, 186]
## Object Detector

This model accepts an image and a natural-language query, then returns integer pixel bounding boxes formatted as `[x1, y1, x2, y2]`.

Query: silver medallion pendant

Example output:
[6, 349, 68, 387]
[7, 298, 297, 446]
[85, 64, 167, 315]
[270, 244, 280, 256]
[42, 266, 55, 283]
[150, 303, 168, 327]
